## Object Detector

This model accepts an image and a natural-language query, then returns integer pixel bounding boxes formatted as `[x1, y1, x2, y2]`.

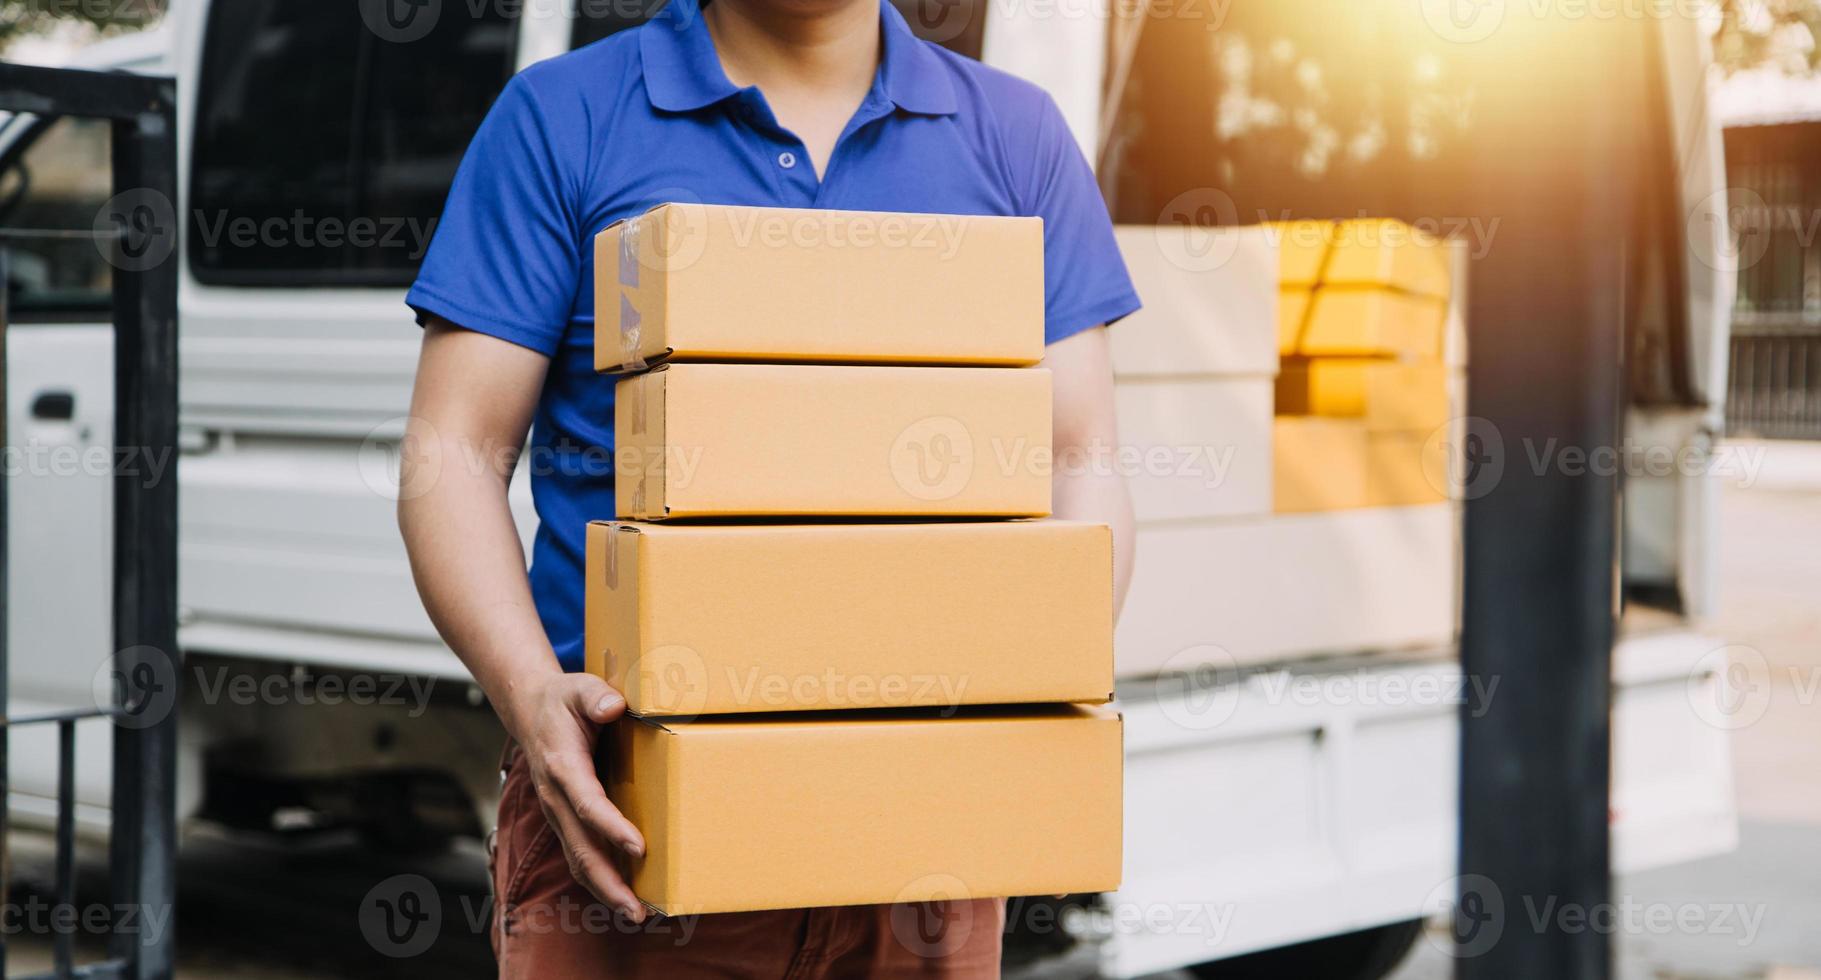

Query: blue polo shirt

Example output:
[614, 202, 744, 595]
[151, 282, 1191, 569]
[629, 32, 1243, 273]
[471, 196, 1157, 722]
[408, 0, 1141, 672]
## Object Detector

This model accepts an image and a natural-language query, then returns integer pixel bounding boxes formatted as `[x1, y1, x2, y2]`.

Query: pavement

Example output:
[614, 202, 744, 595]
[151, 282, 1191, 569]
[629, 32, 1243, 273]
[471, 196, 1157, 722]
[1380, 440, 1821, 980]
[5, 441, 1819, 978]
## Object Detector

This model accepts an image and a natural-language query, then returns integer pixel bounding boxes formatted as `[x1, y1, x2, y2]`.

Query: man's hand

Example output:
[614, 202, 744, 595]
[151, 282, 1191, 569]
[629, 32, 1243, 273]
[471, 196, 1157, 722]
[506, 673, 648, 921]
[398, 319, 648, 919]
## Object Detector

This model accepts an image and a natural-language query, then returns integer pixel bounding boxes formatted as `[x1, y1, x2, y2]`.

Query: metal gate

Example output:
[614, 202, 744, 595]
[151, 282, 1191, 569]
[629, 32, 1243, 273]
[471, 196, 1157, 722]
[0, 63, 179, 980]
[1722, 121, 1821, 440]
[1728, 332, 1821, 440]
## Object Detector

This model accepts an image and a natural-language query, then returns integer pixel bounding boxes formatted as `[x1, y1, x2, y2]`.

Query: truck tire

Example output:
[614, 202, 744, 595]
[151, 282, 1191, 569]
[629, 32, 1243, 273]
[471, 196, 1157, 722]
[1187, 918, 1425, 980]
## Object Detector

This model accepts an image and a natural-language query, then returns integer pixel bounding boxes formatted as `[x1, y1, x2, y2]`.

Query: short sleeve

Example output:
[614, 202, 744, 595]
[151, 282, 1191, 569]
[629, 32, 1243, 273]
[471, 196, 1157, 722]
[406, 74, 580, 356]
[1019, 95, 1141, 346]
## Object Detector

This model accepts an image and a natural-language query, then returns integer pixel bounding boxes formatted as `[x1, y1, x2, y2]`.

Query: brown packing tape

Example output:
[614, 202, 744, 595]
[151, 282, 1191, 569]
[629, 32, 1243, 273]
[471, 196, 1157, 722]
[619, 217, 646, 372]
[1288, 230, 1336, 353]
[604, 524, 619, 590]
[1286, 288, 1315, 354]
[627, 370, 646, 436]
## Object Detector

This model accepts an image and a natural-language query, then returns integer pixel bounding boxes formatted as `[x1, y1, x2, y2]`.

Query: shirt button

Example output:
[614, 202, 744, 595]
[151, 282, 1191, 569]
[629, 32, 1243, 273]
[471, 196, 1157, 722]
[777, 151, 797, 170]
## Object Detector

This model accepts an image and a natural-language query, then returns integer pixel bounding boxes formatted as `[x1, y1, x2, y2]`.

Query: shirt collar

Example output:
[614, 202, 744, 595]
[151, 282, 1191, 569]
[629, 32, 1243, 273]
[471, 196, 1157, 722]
[877, 0, 957, 116]
[640, 0, 957, 117]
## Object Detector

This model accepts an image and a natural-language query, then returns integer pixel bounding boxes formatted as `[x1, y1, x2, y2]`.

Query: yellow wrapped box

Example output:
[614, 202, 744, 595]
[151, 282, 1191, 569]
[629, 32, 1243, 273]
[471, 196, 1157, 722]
[1266, 220, 1337, 286]
[1276, 359, 1452, 432]
[1273, 417, 1453, 512]
[1324, 219, 1451, 298]
[1298, 288, 1448, 359]
[1278, 286, 1313, 355]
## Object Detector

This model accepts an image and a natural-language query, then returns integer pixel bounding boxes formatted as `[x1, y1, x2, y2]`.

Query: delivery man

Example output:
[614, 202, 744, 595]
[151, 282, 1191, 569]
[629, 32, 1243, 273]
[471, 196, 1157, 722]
[398, 0, 1139, 974]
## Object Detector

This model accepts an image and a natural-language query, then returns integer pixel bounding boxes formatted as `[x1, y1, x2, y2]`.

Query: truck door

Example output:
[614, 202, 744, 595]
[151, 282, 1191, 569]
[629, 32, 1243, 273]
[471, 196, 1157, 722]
[0, 111, 119, 817]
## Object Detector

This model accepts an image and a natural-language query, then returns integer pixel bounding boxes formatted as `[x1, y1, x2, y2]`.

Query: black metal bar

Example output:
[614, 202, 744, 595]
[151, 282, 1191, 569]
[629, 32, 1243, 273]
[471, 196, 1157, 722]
[4, 710, 120, 727]
[104, 82, 181, 980]
[1455, 15, 1654, 980]
[1, 228, 12, 980]
[0, 63, 169, 121]
[0, 62, 180, 980]
[55, 721, 76, 980]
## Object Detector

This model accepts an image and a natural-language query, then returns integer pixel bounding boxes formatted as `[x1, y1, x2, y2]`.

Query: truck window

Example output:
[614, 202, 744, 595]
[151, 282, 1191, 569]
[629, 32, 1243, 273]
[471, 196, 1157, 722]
[0, 115, 113, 320]
[572, 0, 984, 60]
[188, 0, 518, 287]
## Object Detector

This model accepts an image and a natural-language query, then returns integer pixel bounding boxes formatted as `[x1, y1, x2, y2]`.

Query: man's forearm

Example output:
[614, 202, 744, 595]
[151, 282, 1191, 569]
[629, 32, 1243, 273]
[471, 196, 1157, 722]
[398, 321, 572, 742]
[1054, 468, 1136, 619]
[398, 435, 563, 740]
[1042, 327, 1135, 619]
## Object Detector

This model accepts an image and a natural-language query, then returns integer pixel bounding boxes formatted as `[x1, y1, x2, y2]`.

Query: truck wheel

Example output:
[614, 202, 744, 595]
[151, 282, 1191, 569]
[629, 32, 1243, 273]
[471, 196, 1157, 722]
[1187, 918, 1425, 980]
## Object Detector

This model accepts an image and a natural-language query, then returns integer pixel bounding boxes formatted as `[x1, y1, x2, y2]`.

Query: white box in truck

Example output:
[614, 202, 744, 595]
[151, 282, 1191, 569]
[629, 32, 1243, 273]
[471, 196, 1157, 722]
[1118, 506, 1460, 675]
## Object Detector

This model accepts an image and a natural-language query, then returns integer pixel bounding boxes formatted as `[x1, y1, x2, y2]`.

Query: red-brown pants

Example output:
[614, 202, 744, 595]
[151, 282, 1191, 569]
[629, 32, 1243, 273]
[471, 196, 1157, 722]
[490, 741, 1006, 978]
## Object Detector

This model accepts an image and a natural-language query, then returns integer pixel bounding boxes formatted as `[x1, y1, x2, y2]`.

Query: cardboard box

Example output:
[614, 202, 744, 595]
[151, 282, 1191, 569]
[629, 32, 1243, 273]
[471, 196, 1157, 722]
[1115, 379, 1273, 522]
[1323, 219, 1451, 298]
[1278, 286, 1312, 355]
[604, 705, 1124, 914]
[594, 204, 1044, 372]
[1276, 359, 1452, 431]
[1299, 288, 1448, 358]
[1265, 220, 1336, 285]
[1111, 226, 1279, 377]
[614, 363, 1052, 520]
[584, 520, 1114, 715]
[1115, 506, 1459, 674]
[1273, 417, 1368, 513]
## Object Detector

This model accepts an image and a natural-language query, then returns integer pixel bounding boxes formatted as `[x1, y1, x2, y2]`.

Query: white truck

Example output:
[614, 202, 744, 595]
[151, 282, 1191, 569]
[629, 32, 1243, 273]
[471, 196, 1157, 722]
[2, 2, 1738, 976]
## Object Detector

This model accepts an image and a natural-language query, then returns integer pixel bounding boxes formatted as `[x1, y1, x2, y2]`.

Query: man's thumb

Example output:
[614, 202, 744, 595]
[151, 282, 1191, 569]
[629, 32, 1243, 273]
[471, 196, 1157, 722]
[569, 675, 627, 724]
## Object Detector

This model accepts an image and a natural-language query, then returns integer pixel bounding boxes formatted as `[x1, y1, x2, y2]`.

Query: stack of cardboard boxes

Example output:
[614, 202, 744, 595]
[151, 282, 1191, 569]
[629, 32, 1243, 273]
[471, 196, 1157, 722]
[1273, 218, 1463, 513]
[1109, 219, 1465, 674]
[584, 203, 1122, 916]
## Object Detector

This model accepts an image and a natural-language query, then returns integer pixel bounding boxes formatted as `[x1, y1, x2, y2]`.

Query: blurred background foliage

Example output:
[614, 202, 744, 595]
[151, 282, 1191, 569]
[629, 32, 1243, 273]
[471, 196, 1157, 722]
[0, 0, 165, 51]
[1711, 0, 1821, 73]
